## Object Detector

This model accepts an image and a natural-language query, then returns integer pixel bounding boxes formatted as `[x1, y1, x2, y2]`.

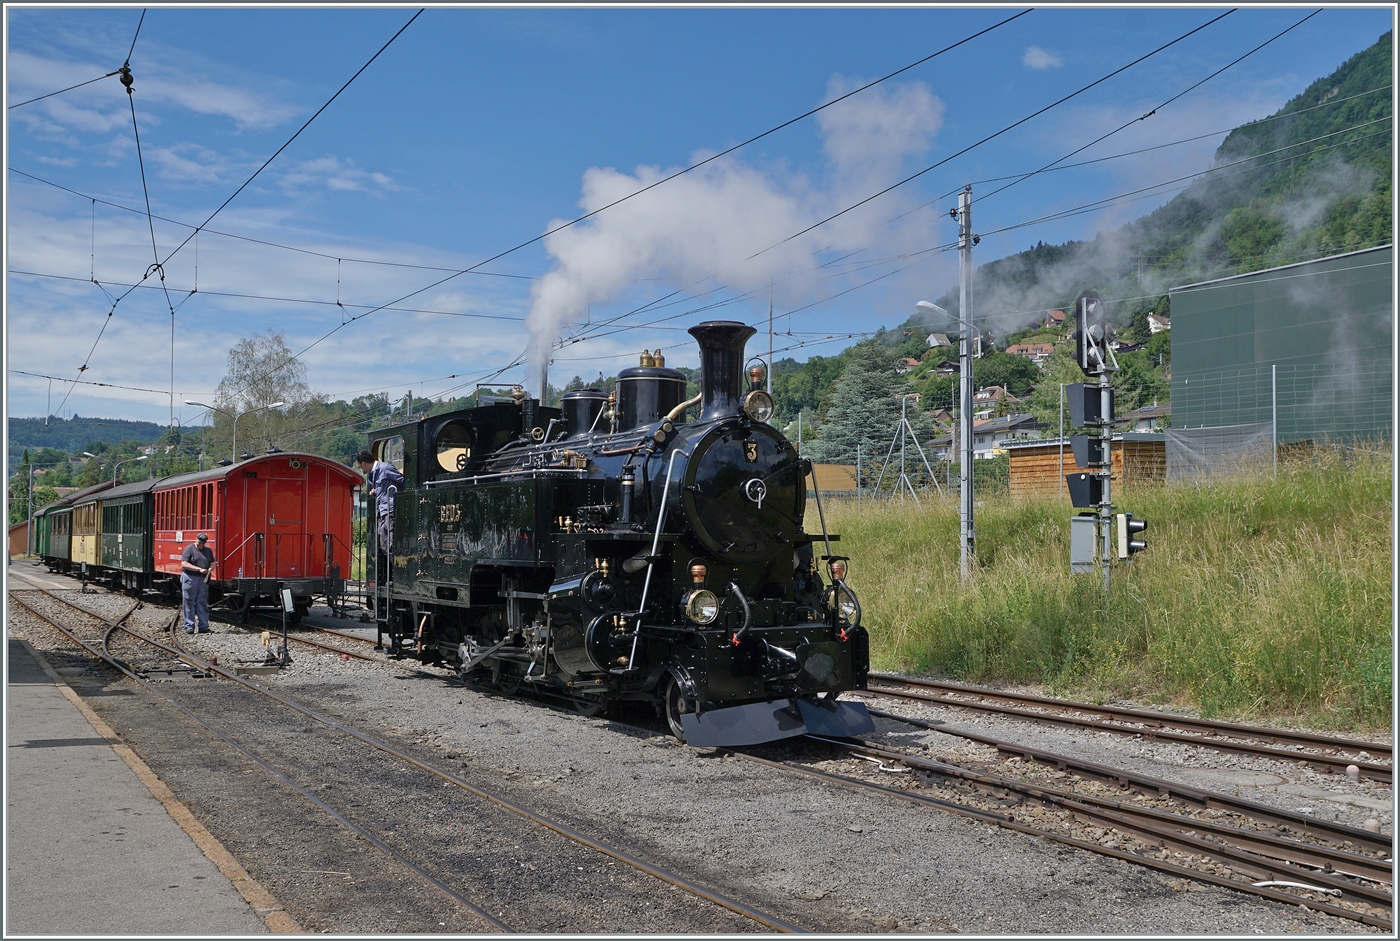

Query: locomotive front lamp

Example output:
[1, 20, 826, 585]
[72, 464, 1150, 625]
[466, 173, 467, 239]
[741, 390, 775, 423]
[829, 559, 847, 580]
[690, 563, 707, 586]
[748, 364, 766, 391]
[683, 589, 720, 625]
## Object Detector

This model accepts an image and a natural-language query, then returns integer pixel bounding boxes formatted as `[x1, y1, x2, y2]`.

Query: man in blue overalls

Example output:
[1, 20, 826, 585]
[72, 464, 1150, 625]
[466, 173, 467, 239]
[181, 532, 214, 634]
[357, 450, 404, 650]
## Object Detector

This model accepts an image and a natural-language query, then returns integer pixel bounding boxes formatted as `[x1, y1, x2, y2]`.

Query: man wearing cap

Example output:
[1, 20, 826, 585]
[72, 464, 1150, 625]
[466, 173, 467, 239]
[180, 533, 215, 634]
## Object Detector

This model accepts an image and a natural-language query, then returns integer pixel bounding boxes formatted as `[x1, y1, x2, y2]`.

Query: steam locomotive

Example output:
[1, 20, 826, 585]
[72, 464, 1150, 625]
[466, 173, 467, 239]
[368, 321, 871, 746]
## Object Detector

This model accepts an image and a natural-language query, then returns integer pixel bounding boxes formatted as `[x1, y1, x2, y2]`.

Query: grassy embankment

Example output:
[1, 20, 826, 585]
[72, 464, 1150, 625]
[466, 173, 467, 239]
[823, 446, 1392, 731]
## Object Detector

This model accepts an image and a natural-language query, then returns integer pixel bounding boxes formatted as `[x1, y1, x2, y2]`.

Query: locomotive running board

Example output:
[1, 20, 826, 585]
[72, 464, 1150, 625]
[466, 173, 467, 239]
[681, 698, 874, 748]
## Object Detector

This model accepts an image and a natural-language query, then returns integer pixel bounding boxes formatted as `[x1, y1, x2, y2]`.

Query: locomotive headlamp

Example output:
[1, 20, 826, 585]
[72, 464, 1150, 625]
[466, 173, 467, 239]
[741, 390, 775, 423]
[748, 364, 766, 390]
[683, 589, 720, 624]
[838, 591, 859, 622]
[690, 563, 707, 586]
[825, 582, 862, 626]
[829, 559, 847, 580]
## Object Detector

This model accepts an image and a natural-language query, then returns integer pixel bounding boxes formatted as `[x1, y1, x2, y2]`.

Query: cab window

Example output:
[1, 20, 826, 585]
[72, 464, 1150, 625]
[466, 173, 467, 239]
[434, 421, 473, 473]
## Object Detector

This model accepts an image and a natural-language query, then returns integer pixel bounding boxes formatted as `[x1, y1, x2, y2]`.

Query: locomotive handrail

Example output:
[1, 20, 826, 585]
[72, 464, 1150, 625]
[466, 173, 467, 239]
[422, 467, 588, 489]
[627, 446, 690, 670]
[803, 458, 833, 560]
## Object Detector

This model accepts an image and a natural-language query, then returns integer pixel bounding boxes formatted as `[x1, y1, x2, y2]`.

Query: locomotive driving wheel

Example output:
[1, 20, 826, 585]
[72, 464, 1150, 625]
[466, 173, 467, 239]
[663, 676, 694, 742]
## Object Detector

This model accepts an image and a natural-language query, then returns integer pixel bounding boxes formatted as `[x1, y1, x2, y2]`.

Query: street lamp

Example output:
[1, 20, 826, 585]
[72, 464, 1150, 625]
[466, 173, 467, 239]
[112, 455, 149, 481]
[184, 400, 287, 462]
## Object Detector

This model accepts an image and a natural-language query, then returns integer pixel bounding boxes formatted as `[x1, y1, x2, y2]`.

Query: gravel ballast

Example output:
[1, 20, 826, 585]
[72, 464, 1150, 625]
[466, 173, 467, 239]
[8, 586, 1387, 934]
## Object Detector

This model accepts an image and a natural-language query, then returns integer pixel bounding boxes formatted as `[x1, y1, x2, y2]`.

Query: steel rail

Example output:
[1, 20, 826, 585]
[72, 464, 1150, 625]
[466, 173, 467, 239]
[729, 746, 1390, 930]
[222, 611, 380, 662]
[810, 736, 1392, 908]
[9, 592, 511, 932]
[864, 683, 1392, 783]
[38, 592, 802, 933]
[869, 672, 1392, 758]
[869, 707, 1391, 855]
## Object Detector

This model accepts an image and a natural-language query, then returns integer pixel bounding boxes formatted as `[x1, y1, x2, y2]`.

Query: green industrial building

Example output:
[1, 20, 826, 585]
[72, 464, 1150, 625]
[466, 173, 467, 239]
[1169, 245, 1393, 445]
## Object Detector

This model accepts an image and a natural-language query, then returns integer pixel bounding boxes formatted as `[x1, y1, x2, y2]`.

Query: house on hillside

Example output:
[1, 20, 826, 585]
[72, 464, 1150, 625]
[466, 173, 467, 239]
[1109, 338, 1144, 353]
[1005, 342, 1055, 365]
[971, 385, 1020, 420]
[1042, 309, 1066, 330]
[894, 357, 921, 375]
[926, 332, 951, 349]
[1148, 314, 1170, 334]
[931, 358, 960, 376]
[1117, 402, 1171, 433]
[928, 413, 1043, 460]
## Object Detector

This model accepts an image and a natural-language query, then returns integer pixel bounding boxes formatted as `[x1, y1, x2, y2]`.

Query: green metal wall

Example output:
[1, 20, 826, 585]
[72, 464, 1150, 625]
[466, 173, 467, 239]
[1169, 246, 1393, 443]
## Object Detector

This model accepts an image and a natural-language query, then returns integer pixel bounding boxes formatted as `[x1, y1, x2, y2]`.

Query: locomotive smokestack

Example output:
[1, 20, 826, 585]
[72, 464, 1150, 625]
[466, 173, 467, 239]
[689, 321, 756, 422]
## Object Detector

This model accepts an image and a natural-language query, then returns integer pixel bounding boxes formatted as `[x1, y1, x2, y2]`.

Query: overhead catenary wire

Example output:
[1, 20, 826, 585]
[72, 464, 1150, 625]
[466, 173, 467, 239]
[7, 168, 536, 280]
[977, 8, 1324, 205]
[564, 8, 1241, 353]
[106, 9, 425, 310]
[747, 9, 1236, 261]
[212, 11, 1033, 400]
[8, 269, 529, 323]
[7, 71, 121, 110]
[48, 9, 424, 420]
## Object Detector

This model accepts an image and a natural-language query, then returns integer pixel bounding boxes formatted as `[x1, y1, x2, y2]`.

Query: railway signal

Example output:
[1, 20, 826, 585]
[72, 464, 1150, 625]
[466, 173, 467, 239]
[1115, 513, 1148, 558]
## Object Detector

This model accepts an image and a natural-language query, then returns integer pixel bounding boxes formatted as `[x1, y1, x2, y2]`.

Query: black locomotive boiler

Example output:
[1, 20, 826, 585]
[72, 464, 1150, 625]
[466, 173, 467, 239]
[368, 321, 871, 746]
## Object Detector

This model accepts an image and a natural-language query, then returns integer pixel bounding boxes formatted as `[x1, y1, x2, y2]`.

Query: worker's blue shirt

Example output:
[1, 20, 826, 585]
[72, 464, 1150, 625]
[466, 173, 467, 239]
[367, 461, 404, 516]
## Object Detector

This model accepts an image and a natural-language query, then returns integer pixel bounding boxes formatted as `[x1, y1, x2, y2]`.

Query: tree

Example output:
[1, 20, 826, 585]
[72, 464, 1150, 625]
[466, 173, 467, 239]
[806, 343, 934, 489]
[209, 331, 316, 458]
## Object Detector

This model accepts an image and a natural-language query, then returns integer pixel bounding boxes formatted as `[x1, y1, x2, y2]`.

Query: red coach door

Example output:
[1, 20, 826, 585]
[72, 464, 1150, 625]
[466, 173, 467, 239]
[240, 473, 268, 580]
[267, 474, 307, 578]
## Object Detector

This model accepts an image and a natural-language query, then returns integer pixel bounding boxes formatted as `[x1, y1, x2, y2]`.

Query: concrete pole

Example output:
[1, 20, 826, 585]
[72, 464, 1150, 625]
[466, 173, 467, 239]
[768, 282, 774, 396]
[27, 462, 35, 557]
[1272, 364, 1278, 477]
[958, 185, 975, 581]
[1100, 366, 1113, 596]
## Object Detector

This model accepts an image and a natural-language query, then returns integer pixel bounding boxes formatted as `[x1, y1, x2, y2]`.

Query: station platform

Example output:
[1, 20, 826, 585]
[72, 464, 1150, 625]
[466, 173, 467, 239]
[5, 635, 285, 935]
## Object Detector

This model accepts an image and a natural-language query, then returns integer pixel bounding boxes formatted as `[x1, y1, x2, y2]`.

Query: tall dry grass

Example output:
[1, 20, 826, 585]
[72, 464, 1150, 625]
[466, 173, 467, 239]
[821, 444, 1392, 730]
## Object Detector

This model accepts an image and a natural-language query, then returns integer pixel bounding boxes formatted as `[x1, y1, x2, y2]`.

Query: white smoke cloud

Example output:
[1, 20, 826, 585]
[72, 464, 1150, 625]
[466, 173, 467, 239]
[524, 78, 947, 392]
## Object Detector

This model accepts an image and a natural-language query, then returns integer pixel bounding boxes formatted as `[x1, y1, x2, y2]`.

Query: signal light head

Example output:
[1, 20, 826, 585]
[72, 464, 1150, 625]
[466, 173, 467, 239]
[1115, 513, 1148, 559]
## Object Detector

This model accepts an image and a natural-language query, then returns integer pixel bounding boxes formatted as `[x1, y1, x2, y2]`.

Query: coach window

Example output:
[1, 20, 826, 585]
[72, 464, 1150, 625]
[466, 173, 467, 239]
[434, 421, 473, 473]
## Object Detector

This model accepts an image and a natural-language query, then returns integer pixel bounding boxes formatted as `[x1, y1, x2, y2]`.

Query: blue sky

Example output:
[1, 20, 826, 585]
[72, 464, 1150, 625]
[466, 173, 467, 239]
[5, 5, 1393, 427]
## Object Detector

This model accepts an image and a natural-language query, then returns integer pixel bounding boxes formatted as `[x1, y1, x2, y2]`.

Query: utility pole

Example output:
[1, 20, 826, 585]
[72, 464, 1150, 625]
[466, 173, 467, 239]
[957, 185, 975, 581]
[27, 462, 35, 557]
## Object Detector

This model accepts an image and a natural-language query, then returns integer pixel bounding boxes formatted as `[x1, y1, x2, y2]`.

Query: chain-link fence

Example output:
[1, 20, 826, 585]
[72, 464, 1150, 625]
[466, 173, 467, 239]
[1173, 360, 1392, 445]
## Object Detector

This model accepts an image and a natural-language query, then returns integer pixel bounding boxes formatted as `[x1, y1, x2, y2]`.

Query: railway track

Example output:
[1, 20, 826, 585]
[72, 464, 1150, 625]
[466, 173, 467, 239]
[17, 585, 1390, 929]
[866, 673, 1393, 783]
[10, 589, 803, 934]
[731, 735, 1391, 929]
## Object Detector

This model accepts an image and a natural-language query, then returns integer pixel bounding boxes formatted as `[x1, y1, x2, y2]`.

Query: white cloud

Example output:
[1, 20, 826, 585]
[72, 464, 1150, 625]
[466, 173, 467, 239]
[1023, 46, 1063, 70]
[277, 156, 401, 195]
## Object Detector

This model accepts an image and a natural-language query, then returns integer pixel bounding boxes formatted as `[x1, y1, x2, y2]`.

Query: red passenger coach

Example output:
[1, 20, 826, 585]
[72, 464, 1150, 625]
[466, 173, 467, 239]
[152, 452, 360, 618]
